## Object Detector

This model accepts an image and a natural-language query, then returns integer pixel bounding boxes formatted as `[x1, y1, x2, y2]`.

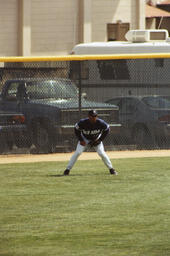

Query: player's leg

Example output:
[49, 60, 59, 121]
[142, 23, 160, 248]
[95, 142, 118, 175]
[64, 141, 87, 175]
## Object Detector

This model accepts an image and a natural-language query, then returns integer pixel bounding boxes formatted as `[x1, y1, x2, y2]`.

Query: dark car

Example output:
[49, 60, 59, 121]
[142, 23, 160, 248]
[0, 78, 120, 153]
[0, 111, 27, 153]
[105, 95, 170, 149]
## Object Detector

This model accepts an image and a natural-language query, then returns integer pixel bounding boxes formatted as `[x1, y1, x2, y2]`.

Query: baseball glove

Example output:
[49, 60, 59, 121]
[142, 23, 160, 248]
[89, 139, 101, 147]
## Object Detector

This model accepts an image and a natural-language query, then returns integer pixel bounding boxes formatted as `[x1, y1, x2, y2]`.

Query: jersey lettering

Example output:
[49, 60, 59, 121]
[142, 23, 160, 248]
[82, 129, 100, 135]
[75, 118, 109, 141]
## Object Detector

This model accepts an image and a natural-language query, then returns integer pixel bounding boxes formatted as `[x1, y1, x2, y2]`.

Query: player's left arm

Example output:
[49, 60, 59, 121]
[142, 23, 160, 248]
[99, 123, 110, 141]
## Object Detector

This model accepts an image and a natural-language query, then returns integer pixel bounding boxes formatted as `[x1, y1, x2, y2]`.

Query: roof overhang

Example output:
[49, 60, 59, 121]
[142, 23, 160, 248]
[157, 0, 170, 5]
[146, 4, 170, 17]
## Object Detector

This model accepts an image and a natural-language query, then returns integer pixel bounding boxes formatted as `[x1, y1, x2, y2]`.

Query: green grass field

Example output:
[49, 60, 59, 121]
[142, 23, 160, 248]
[0, 157, 170, 256]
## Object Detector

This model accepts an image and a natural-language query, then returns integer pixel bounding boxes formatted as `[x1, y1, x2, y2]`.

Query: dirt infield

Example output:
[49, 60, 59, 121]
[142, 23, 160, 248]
[0, 150, 170, 164]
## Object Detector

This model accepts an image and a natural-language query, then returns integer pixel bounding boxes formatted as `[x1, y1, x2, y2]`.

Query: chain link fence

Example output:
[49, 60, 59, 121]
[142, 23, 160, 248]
[0, 55, 170, 154]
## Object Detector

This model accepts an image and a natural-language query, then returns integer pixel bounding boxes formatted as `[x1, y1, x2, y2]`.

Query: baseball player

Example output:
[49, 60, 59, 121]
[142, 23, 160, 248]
[64, 110, 118, 175]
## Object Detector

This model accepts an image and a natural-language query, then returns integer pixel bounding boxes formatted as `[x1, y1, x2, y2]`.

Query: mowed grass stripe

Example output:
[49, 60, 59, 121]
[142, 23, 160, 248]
[0, 157, 170, 256]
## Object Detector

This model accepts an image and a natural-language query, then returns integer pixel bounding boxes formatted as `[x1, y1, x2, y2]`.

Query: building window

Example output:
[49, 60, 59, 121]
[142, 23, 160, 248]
[97, 60, 130, 80]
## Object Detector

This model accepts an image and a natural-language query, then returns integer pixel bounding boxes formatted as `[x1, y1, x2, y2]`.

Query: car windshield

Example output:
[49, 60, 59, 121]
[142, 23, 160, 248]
[142, 96, 170, 109]
[26, 80, 78, 99]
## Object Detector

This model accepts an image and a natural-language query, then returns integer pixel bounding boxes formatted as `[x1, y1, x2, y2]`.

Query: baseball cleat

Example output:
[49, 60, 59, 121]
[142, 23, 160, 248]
[63, 169, 70, 175]
[109, 168, 118, 175]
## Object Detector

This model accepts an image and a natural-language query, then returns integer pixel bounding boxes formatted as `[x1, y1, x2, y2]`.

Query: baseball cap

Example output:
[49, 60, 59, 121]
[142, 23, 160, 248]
[88, 110, 98, 117]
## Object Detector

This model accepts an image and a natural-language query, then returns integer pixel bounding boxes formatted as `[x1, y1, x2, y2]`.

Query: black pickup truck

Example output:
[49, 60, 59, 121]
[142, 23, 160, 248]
[0, 110, 27, 153]
[0, 78, 120, 153]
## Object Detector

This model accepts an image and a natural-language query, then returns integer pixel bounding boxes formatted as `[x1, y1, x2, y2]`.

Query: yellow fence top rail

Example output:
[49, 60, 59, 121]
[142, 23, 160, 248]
[0, 53, 170, 62]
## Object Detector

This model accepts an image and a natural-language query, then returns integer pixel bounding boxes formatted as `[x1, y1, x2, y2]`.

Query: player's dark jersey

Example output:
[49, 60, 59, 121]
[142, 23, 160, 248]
[74, 118, 110, 141]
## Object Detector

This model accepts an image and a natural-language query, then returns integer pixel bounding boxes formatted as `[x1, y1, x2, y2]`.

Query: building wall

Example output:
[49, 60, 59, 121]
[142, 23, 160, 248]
[146, 18, 156, 29]
[31, 0, 79, 56]
[0, 0, 18, 56]
[0, 0, 145, 57]
[91, 0, 142, 41]
[158, 18, 170, 32]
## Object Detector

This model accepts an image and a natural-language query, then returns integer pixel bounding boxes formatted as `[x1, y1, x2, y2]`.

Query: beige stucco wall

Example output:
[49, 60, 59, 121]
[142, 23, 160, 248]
[91, 0, 145, 41]
[0, 0, 18, 56]
[0, 0, 145, 57]
[31, 0, 79, 56]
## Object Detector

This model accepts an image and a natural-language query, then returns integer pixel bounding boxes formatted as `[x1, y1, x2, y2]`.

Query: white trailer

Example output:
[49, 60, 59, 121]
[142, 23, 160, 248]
[72, 29, 170, 55]
[71, 30, 170, 102]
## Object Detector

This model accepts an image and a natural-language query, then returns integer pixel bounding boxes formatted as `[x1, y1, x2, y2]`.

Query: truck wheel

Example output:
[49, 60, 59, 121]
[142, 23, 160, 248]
[133, 126, 152, 149]
[32, 123, 56, 153]
[15, 134, 32, 148]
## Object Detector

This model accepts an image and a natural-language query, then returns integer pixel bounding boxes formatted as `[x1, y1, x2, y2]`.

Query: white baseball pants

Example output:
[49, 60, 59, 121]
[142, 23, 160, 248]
[66, 140, 113, 171]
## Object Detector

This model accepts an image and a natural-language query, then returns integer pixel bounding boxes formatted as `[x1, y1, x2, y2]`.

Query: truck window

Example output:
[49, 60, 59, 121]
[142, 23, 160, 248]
[154, 59, 164, 68]
[26, 80, 78, 99]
